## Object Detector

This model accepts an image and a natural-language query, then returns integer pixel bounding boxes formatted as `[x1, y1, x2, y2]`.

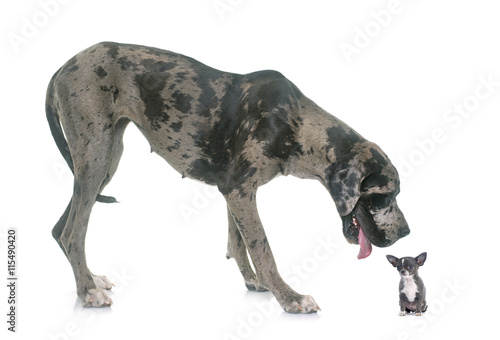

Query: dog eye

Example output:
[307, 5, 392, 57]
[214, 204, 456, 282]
[408, 266, 413, 270]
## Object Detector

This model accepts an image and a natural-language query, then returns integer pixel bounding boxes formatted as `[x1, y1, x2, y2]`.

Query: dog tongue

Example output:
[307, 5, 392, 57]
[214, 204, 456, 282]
[357, 225, 372, 260]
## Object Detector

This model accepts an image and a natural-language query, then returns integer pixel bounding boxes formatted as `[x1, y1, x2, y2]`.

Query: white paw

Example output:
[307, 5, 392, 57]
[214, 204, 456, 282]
[415, 312, 422, 316]
[284, 295, 321, 314]
[82, 288, 113, 308]
[399, 311, 407, 316]
[93, 275, 114, 290]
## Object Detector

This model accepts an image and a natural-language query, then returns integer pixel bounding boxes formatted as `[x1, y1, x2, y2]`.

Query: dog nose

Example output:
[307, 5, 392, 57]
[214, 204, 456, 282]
[398, 225, 410, 238]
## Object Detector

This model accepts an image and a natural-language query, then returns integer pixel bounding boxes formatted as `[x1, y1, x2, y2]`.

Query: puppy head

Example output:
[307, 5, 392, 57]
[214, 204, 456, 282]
[387, 253, 427, 277]
[325, 142, 410, 258]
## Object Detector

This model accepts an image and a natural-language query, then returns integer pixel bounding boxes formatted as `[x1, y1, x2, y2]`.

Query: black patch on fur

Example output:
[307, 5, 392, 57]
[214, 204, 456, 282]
[191, 66, 222, 117]
[94, 66, 107, 79]
[134, 59, 176, 130]
[141, 58, 177, 73]
[369, 147, 388, 166]
[170, 121, 183, 132]
[102, 42, 119, 59]
[170, 90, 192, 113]
[197, 84, 217, 117]
[188, 158, 222, 185]
[361, 173, 390, 192]
[326, 125, 361, 160]
[255, 113, 304, 161]
[167, 140, 181, 152]
[118, 56, 134, 71]
[113, 88, 119, 103]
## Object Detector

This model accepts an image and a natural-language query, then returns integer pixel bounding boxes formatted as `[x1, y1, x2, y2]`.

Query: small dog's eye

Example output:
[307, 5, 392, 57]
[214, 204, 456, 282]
[409, 266, 413, 270]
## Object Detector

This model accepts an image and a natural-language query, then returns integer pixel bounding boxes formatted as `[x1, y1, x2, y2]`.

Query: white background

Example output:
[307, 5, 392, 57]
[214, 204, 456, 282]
[1, 0, 499, 339]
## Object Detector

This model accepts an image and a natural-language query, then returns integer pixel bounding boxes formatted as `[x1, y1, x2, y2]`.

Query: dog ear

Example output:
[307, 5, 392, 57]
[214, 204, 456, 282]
[386, 255, 399, 267]
[415, 252, 427, 266]
[326, 143, 393, 216]
[325, 149, 372, 216]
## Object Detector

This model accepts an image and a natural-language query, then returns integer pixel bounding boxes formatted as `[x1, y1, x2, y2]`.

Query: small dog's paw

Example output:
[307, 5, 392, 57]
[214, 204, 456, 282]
[415, 312, 422, 316]
[93, 275, 114, 290]
[399, 311, 407, 316]
[82, 288, 113, 308]
[284, 295, 321, 314]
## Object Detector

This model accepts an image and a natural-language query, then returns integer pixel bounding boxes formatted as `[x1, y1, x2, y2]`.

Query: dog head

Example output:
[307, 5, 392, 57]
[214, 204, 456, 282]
[386, 253, 427, 278]
[325, 142, 410, 259]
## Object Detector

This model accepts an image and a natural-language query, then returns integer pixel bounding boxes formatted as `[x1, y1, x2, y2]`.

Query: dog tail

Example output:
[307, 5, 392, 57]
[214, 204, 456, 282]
[45, 71, 117, 204]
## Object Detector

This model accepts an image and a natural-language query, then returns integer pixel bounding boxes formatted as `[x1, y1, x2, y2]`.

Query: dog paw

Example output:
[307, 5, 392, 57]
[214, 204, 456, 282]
[93, 275, 114, 290]
[399, 311, 407, 316]
[283, 295, 321, 314]
[82, 288, 113, 308]
[415, 312, 422, 316]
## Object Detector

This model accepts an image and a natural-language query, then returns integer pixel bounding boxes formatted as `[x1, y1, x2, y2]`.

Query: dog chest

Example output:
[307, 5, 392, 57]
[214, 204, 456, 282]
[401, 277, 419, 302]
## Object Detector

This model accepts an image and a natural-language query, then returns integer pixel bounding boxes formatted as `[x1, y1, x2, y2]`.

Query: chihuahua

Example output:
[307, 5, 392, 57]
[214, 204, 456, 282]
[386, 252, 427, 316]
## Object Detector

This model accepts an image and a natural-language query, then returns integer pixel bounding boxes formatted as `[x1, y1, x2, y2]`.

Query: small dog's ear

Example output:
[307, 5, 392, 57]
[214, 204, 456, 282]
[386, 255, 399, 267]
[415, 252, 427, 266]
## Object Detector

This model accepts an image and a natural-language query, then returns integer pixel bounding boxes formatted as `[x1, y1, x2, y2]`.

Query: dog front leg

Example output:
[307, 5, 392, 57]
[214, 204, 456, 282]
[226, 206, 268, 291]
[224, 187, 320, 314]
[399, 294, 407, 316]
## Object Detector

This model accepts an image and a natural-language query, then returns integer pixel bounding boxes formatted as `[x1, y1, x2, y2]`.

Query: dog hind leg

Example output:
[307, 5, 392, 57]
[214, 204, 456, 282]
[97, 118, 129, 198]
[62, 184, 113, 305]
[56, 119, 122, 306]
[86, 119, 129, 291]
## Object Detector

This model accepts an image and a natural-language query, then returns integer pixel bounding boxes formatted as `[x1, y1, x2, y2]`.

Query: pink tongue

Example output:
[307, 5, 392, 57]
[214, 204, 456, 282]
[357, 226, 372, 260]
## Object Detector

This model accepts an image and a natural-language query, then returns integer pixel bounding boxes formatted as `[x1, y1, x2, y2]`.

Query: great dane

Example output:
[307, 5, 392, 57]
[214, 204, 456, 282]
[46, 42, 409, 313]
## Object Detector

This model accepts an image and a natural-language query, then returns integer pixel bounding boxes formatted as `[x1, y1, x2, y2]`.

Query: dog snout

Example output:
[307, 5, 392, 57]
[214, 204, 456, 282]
[398, 225, 410, 238]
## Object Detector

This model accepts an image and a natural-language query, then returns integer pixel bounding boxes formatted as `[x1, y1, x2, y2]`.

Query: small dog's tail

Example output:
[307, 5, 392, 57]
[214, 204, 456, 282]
[45, 72, 117, 204]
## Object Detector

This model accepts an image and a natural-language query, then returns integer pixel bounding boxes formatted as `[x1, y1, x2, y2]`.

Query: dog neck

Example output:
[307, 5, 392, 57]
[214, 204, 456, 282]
[284, 97, 364, 182]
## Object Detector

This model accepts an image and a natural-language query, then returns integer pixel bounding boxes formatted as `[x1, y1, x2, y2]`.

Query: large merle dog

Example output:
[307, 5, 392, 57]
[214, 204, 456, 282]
[46, 42, 409, 313]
